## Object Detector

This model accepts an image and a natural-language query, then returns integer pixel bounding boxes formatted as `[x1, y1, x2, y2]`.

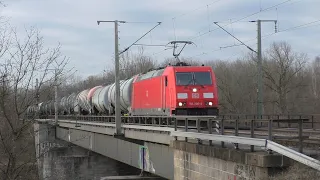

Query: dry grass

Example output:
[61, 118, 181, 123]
[269, 161, 320, 180]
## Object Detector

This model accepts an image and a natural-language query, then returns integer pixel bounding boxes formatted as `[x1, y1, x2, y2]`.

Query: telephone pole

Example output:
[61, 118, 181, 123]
[257, 20, 263, 119]
[250, 19, 277, 119]
[97, 20, 125, 136]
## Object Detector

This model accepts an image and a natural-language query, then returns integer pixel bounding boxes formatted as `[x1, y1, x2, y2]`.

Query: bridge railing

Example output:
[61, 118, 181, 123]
[217, 114, 320, 129]
[41, 114, 320, 129]
[173, 115, 318, 154]
[42, 114, 319, 154]
[52, 115, 176, 127]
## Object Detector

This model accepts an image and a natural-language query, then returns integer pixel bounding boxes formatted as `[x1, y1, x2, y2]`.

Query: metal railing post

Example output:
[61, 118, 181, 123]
[174, 118, 177, 140]
[268, 119, 273, 154]
[221, 118, 224, 148]
[235, 117, 239, 149]
[197, 118, 202, 144]
[298, 118, 303, 153]
[208, 119, 212, 146]
[166, 117, 169, 127]
[268, 119, 272, 140]
[185, 118, 188, 142]
[250, 119, 254, 152]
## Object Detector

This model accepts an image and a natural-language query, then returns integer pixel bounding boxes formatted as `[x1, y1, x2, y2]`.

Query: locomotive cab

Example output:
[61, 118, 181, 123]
[172, 66, 219, 116]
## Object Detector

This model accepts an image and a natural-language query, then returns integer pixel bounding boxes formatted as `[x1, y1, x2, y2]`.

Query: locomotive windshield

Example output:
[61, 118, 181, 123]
[194, 72, 212, 85]
[176, 72, 193, 85]
[176, 72, 212, 85]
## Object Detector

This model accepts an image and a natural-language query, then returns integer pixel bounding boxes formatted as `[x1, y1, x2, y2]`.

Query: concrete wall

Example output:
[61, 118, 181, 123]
[171, 141, 291, 180]
[34, 123, 145, 180]
[56, 127, 174, 179]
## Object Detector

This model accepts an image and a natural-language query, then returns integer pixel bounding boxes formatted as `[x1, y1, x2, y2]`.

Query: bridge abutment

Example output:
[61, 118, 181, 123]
[171, 141, 291, 180]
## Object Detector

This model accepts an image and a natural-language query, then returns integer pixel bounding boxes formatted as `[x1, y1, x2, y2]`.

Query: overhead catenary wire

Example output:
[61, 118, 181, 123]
[119, 22, 162, 55]
[187, 18, 320, 60]
[147, 0, 286, 59]
[252, 19, 320, 43]
[123, 21, 163, 24]
[150, 0, 304, 61]
[170, 0, 223, 21]
[214, 22, 257, 53]
[149, 0, 224, 59]
[143, 0, 225, 52]
[151, 47, 173, 57]
[230, 19, 320, 48]
[189, 0, 293, 41]
[133, 44, 172, 47]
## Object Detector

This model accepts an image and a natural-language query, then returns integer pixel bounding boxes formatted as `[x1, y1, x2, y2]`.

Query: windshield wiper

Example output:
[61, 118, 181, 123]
[184, 79, 194, 88]
[193, 78, 205, 88]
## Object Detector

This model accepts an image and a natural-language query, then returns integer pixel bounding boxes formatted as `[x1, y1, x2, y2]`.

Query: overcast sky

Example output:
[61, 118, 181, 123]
[2, 0, 320, 78]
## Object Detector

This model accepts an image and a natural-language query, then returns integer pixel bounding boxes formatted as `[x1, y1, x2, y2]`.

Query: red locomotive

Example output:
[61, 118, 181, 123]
[131, 62, 219, 116]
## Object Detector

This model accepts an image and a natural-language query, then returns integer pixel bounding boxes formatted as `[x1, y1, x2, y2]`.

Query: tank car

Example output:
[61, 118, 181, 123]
[75, 89, 91, 115]
[87, 86, 102, 113]
[92, 85, 111, 114]
[59, 96, 68, 115]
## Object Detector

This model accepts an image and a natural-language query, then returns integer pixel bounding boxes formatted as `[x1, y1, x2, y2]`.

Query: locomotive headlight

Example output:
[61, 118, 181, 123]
[178, 102, 183, 106]
[208, 102, 213, 106]
[192, 88, 197, 92]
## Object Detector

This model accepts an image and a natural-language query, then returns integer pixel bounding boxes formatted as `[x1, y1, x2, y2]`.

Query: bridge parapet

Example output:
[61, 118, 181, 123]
[171, 140, 291, 180]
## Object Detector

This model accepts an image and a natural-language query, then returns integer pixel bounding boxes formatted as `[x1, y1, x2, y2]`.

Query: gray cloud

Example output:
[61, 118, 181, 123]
[2, 0, 320, 77]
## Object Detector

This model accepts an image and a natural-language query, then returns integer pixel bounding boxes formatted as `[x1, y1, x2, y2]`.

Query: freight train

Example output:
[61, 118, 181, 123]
[26, 62, 219, 118]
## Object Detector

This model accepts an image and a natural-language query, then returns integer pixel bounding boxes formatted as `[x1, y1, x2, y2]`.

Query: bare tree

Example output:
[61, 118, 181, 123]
[209, 58, 257, 114]
[263, 41, 308, 114]
[121, 47, 156, 76]
[105, 46, 156, 80]
[0, 26, 68, 180]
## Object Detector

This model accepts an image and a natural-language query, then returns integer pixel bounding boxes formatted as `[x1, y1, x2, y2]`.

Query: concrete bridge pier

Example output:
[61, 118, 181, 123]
[34, 122, 94, 179]
[171, 141, 292, 180]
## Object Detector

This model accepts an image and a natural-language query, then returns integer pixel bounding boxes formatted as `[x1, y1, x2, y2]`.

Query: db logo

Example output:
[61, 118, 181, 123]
[192, 93, 199, 98]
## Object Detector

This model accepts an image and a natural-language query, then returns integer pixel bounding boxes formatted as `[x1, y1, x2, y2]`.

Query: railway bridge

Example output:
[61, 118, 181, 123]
[34, 114, 320, 180]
